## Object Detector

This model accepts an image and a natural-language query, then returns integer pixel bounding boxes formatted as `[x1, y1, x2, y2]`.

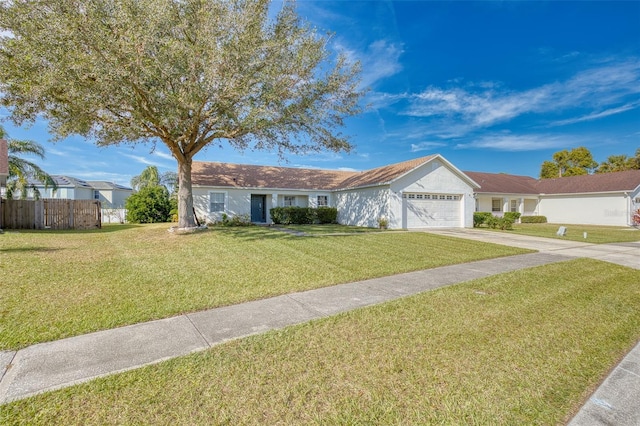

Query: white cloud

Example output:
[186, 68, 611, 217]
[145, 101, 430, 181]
[550, 102, 639, 126]
[455, 133, 577, 152]
[153, 150, 175, 161]
[401, 58, 640, 131]
[337, 39, 404, 90]
[410, 141, 447, 153]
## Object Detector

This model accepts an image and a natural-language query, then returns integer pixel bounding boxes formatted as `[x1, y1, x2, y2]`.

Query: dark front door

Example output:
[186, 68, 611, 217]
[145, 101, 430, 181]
[251, 194, 267, 223]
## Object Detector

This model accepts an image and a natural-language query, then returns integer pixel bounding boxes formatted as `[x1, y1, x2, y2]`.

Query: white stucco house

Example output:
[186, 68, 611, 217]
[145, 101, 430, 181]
[467, 170, 640, 227]
[192, 154, 640, 229]
[192, 154, 480, 229]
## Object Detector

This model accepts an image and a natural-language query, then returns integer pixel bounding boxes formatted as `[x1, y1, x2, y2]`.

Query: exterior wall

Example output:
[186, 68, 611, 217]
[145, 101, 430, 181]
[334, 186, 389, 228]
[475, 194, 539, 217]
[538, 193, 633, 226]
[96, 189, 131, 208]
[111, 189, 131, 207]
[193, 186, 332, 224]
[390, 161, 476, 228]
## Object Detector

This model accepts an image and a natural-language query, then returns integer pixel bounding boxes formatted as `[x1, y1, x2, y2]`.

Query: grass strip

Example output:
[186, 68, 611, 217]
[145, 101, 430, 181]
[2, 259, 639, 425]
[492, 223, 640, 244]
[0, 224, 528, 350]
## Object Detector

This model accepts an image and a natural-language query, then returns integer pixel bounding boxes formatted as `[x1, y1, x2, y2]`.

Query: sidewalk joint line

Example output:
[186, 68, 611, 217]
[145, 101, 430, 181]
[184, 314, 212, 348]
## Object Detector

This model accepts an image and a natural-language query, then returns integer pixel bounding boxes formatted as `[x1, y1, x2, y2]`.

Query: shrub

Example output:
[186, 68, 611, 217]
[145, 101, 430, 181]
[216, 213, 252, 227]
[504, 212, 521, 222]
[521, 215, 548, 223]
[316, 207, 338, 224]
[485, 215, 514, 230]
[270, 207, 312, 225]
[125, 186, 172, 223]
[473, 212, 493, 227]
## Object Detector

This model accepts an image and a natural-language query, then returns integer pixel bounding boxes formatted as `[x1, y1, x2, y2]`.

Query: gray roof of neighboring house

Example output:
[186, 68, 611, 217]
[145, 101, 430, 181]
[86, 181, 133, 191]
[29, 176, 132, 191]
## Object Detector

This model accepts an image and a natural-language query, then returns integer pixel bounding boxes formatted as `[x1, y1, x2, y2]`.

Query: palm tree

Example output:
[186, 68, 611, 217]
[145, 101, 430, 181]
[130, 166, 161, 192]
[1, 125, 57, 199]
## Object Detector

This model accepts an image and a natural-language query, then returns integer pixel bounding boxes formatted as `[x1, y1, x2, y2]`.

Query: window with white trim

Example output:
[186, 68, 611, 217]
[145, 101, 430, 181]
[492, 198, 502, 212]
[209, 192, 225, 213]
[317, 195, 328, 207]
[94, 190, 100, 200]
[510, 200, 518, 212]
[284, 196, 295, 207]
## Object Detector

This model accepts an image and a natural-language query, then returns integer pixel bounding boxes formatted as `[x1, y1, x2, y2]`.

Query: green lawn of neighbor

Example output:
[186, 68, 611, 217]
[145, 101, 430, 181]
[3, 259, 639, 425]
[0, 223, 529, 350]
[492, 223, 640, 244]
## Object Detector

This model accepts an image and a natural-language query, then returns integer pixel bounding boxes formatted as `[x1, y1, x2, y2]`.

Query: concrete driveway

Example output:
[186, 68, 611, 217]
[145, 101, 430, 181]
[421, 228, 640, 270]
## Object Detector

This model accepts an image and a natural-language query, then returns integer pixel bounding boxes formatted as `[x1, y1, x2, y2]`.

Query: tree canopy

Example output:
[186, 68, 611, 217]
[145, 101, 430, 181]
[0, 0, 364, 228]
[597, 148, 640, 174]
[540, 146, 639, 178]
[539, 147, 598, 178]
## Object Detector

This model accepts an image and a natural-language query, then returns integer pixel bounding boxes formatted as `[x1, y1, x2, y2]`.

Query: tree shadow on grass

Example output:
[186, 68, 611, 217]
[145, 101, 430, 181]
[0, 224, 143, 235]
[0, 246, 64, 253]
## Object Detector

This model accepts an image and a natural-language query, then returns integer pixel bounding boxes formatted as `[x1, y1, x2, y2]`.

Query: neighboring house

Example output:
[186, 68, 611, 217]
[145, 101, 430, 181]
[192, 155, 479, 229]
[86, 181, 133, 208]
[467, 170, 640, 226]
[30, 176, 133, 207]
[27, 176, 133, 223]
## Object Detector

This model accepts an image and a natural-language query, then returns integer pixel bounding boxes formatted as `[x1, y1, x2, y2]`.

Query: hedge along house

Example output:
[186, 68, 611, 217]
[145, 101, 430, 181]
[466, 169, 640, 226]
[191, 155, 480, 229]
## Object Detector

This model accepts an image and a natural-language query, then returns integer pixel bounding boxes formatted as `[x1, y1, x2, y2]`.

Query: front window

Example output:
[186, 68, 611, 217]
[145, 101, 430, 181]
[492, 199, 502, 212]
[317, 195, 328, 207]
[94, 190, 100, 200]
[510, 200, 517, 212]
[284, 196, 295, 207]
[209, 192, 225, 212]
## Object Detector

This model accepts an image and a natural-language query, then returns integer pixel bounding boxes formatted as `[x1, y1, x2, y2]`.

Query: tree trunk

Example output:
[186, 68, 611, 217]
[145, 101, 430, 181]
[177, 157, 197, 229]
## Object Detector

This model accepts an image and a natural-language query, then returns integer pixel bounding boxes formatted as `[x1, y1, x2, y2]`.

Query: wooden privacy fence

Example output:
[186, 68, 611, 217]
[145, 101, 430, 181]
[1, 199, 101, 230]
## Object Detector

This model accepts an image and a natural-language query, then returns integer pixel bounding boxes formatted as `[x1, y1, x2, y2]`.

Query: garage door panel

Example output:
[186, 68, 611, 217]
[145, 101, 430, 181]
[403, 194, 461, 228]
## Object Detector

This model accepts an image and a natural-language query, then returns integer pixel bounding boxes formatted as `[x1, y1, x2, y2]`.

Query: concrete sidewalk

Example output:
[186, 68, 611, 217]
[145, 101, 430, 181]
[1, 229, 638, 425]
[0, 252, 569, 404]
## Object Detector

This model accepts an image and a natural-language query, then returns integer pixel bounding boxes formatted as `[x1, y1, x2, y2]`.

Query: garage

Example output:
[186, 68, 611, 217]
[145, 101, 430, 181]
[403, 193, 462, 228]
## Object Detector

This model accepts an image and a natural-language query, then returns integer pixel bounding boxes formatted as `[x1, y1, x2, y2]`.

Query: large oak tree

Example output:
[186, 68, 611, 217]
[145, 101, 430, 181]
[0, 0, 363, 228]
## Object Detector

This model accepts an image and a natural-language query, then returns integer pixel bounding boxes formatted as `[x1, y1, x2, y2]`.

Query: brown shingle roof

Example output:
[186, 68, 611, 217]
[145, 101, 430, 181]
[191, 155, 438, 191]
[466, 169, 640, 195]
[535, 169, 640, 194]
[464, 171, 539, 194]
[191, 162, 357, 190]
[338, 155, 437, 189]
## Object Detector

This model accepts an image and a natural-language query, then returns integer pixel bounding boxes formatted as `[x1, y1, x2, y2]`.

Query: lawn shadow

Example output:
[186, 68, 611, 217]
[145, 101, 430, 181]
[0, 224, 143, 235]
[0, 246, 64, 253]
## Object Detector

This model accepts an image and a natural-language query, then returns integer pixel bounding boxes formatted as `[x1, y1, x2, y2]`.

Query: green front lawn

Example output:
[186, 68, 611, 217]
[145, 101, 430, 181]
[0, 224, 529, 350]
[497, 223, 640, 244]
[3, 259, 639, 425]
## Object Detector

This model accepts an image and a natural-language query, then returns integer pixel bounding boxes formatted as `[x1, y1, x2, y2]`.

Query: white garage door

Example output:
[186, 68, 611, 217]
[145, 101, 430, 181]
[404, 193, 461, 228]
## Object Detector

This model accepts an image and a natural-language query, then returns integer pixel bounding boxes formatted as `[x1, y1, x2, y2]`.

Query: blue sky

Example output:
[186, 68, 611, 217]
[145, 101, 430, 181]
[2, 1, 639, 187]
